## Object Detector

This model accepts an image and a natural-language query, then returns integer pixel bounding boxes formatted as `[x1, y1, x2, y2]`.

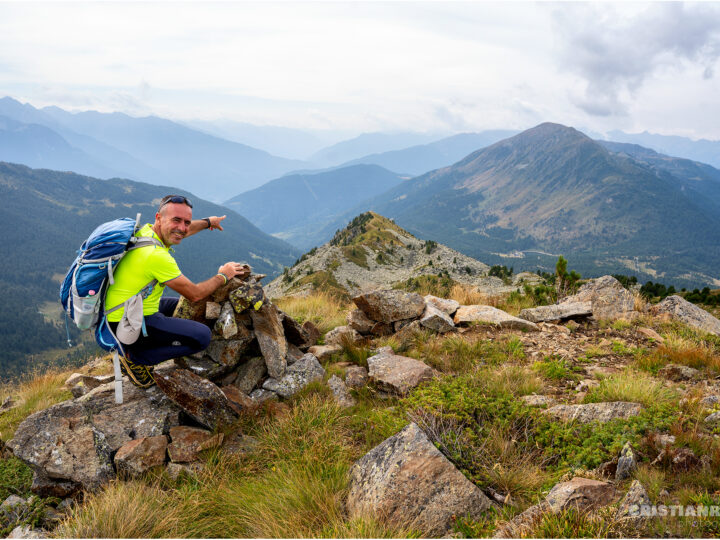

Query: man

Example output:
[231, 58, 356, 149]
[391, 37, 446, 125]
[105, 194, 249, 388]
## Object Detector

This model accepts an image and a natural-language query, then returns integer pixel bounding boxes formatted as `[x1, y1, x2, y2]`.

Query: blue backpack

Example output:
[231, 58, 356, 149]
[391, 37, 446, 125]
[60, 214, 161, 403]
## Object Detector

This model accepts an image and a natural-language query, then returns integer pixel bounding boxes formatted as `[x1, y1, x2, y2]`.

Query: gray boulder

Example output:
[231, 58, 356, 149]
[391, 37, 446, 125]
[419, 303, 455, 333]
[347, 423, 492, 536]
[519, 301, 592, 323]
[562, 275, 635, 320]
[651, 295, 720, 335]
[544, 402, 642, 424]
[7, 381, 181, 494]
[262, 353, 325, 398]
[453, 305, 539, 331]
[367, 350, 433, 397]
[352, 290, 426, 323]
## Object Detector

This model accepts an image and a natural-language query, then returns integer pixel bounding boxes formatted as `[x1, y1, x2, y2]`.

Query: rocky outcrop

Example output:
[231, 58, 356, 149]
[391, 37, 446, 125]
[562, 275, 635, 320]
[544, 402, 642, 424]
[651, 295, 720, 335]
[7, 381, 181, 495]
[347, 423, 492, 536]
[352, 290, 426, 323]
[262, 354, 325, 398]
[367, 349, 433, 396]
[155, 369, 238, 430]
[519, 301, 592, 323]
[453, 305, 539, 331]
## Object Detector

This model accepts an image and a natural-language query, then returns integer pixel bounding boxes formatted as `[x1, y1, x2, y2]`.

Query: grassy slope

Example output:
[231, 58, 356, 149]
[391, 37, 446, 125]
[3, 288, 720, 537]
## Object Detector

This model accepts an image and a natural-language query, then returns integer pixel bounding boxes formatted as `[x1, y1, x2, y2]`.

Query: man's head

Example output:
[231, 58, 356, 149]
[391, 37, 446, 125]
[153, 195, 193, 246]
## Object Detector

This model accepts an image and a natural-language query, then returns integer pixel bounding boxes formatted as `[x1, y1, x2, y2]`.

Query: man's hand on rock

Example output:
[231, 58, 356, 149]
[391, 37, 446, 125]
[219, 262, 251, 280]
[208, 215, 226, 231]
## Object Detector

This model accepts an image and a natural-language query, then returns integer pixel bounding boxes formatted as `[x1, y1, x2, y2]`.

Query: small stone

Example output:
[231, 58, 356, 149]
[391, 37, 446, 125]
[223, 430, 259, 456]
[327, 375, 356, 408]
[249, 388, 278, 403]
[701, 395, 720, 407]
[173, 296, 208, 322]
[302, 321, 320, 345]
[704, 411, 720, 426]
[221, 385, 255, 413]
[205, 301, 221, 320]
[637, 327, 664, 343]
[520, 394, 556, 407]
[545, 477, 616, 512]
[211, 276, 250, 303]
[345, 366, 369, 389]
[616, 442, 638, 481]
[616, 480, 651, 522]
[114, 436, 168, 477]
[367, 350, 433, 397]
[229, 282, 266, 313]
[262, 354, 325, 398]
[205, 336, 253, 369]
[287, 343, 304, 363]
[7, 525, 46, 539]
[167, 426, 214, 463]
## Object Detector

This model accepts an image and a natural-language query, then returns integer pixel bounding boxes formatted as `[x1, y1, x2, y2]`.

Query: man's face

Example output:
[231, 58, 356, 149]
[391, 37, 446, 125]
[155, 203, 192, 246]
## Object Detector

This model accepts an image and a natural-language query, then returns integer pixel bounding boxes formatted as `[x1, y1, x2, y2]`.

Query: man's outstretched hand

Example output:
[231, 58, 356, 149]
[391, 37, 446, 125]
[219, 262, 251, 280]
[209, 215, 226, 231]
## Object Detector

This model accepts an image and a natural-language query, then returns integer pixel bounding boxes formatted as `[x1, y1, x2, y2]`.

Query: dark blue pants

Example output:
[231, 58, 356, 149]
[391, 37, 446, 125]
[110, 298, 211, 366]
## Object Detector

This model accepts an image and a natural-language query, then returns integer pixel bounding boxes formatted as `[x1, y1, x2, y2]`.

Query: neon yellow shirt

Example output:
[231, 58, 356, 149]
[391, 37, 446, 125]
[104, 224, 182, 322]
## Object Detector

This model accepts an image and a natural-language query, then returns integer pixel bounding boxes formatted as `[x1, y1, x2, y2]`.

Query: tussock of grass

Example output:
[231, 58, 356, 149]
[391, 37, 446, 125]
[0, 370, 72, 440]
[583, 369, 678, 409]
[521, 507, 615, 538]
[655, 341, 720, 373]
[633, 464, 667, 502]
[448, 283, 493, 306]
[532, 356, 575, 381]
[274, 291, 348, 335]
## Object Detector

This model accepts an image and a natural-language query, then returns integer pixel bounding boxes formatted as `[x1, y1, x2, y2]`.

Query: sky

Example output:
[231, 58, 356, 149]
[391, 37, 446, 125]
[1, 1, 720, 139]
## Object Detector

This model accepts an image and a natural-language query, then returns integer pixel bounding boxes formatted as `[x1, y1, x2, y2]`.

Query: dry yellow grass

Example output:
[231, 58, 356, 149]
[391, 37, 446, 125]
[275, 291, 349, 335]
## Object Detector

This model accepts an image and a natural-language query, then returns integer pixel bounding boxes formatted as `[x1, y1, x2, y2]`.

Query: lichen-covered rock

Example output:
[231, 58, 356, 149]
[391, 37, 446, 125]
[173, 296, 208, 322]
[327, 375, 356, 408]
[211, 276, 250, 303]
[519, 302, 593, 323]
[352, 290, 426, 323]
[167, 426, 214, 463]
[229, 281, 265, 313]
[544, 402, 642, 424]
[419, 303, 455, 333]
[231, 356, 268, 394]
[155, 368, 238, 430]
[347, 309, 375, 334]
[347, 423, 492, 536]
[220, 385, 255, 414]
[114, 436, 168, 477]
[616, 480, 651, 522]
[262, 354, 325, 398]
[453, 305, 539, 331]
[8, 381, 181, 494]
[367, 350, 433, 397]
[650, 295, 720, 335]
[423, 295, 460, 317]
[65, 373, 114, 398]
[562, 275, 635, 320]
[616, 442, 638, 481]
[250, 303, 287, 379]
[324, 325, 361, 346]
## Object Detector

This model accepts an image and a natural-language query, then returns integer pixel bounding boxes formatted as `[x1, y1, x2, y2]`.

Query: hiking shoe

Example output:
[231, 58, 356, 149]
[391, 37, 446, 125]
[119, 354, 156, 388]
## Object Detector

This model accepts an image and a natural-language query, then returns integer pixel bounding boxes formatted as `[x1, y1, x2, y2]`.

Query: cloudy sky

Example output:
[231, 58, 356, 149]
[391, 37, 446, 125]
[1, 1, 720, 139]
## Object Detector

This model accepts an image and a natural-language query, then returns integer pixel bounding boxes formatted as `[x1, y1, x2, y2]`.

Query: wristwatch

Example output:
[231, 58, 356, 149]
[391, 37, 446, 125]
[203, 217, 212, 229]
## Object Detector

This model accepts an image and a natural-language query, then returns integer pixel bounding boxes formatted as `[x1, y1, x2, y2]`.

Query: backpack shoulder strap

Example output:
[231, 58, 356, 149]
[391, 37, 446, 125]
[104, 278, 158, 316]
[128, 237, 164, 251]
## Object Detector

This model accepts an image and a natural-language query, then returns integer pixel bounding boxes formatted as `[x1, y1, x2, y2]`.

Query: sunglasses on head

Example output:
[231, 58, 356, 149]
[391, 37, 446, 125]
[159, 195, 193, 210]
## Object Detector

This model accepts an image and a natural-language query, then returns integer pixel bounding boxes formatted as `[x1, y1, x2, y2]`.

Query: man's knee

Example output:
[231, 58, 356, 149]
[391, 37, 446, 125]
[195, 323, 211, 350]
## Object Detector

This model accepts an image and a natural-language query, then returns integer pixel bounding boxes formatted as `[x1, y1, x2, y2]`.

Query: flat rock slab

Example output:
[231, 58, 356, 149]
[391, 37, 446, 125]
[347, 422, 492, 537]
[352, 290, 426, 323]
[562, 275, 635, 321]
[307, 344, 342, 362]
[7, 381, 181, 494]
[519, 302, 592, 323]
[424, 295, 460, 316]
[250, 303, 288, 379]
[453, 305, 539, 331]
[262, 353, 325, 398]
[651, 295, 720, 336]
[420, 303, 455, 333]
[367, 350, 433, 397]
[155, 368, 238, 430]
[114, 435, 168, 477]
[544, 402, 642, 424]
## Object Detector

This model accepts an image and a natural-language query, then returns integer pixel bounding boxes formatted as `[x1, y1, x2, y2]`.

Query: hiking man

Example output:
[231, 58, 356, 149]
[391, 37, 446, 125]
[105, 194, 249, 387]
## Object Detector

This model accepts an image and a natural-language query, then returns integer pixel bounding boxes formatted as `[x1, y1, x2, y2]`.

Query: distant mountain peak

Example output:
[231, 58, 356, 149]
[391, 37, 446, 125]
[329, 211, 411, 249]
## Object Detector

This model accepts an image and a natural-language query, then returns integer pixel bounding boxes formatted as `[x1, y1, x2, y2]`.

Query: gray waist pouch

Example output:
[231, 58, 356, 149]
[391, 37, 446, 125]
[115, 293, 145, 345]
